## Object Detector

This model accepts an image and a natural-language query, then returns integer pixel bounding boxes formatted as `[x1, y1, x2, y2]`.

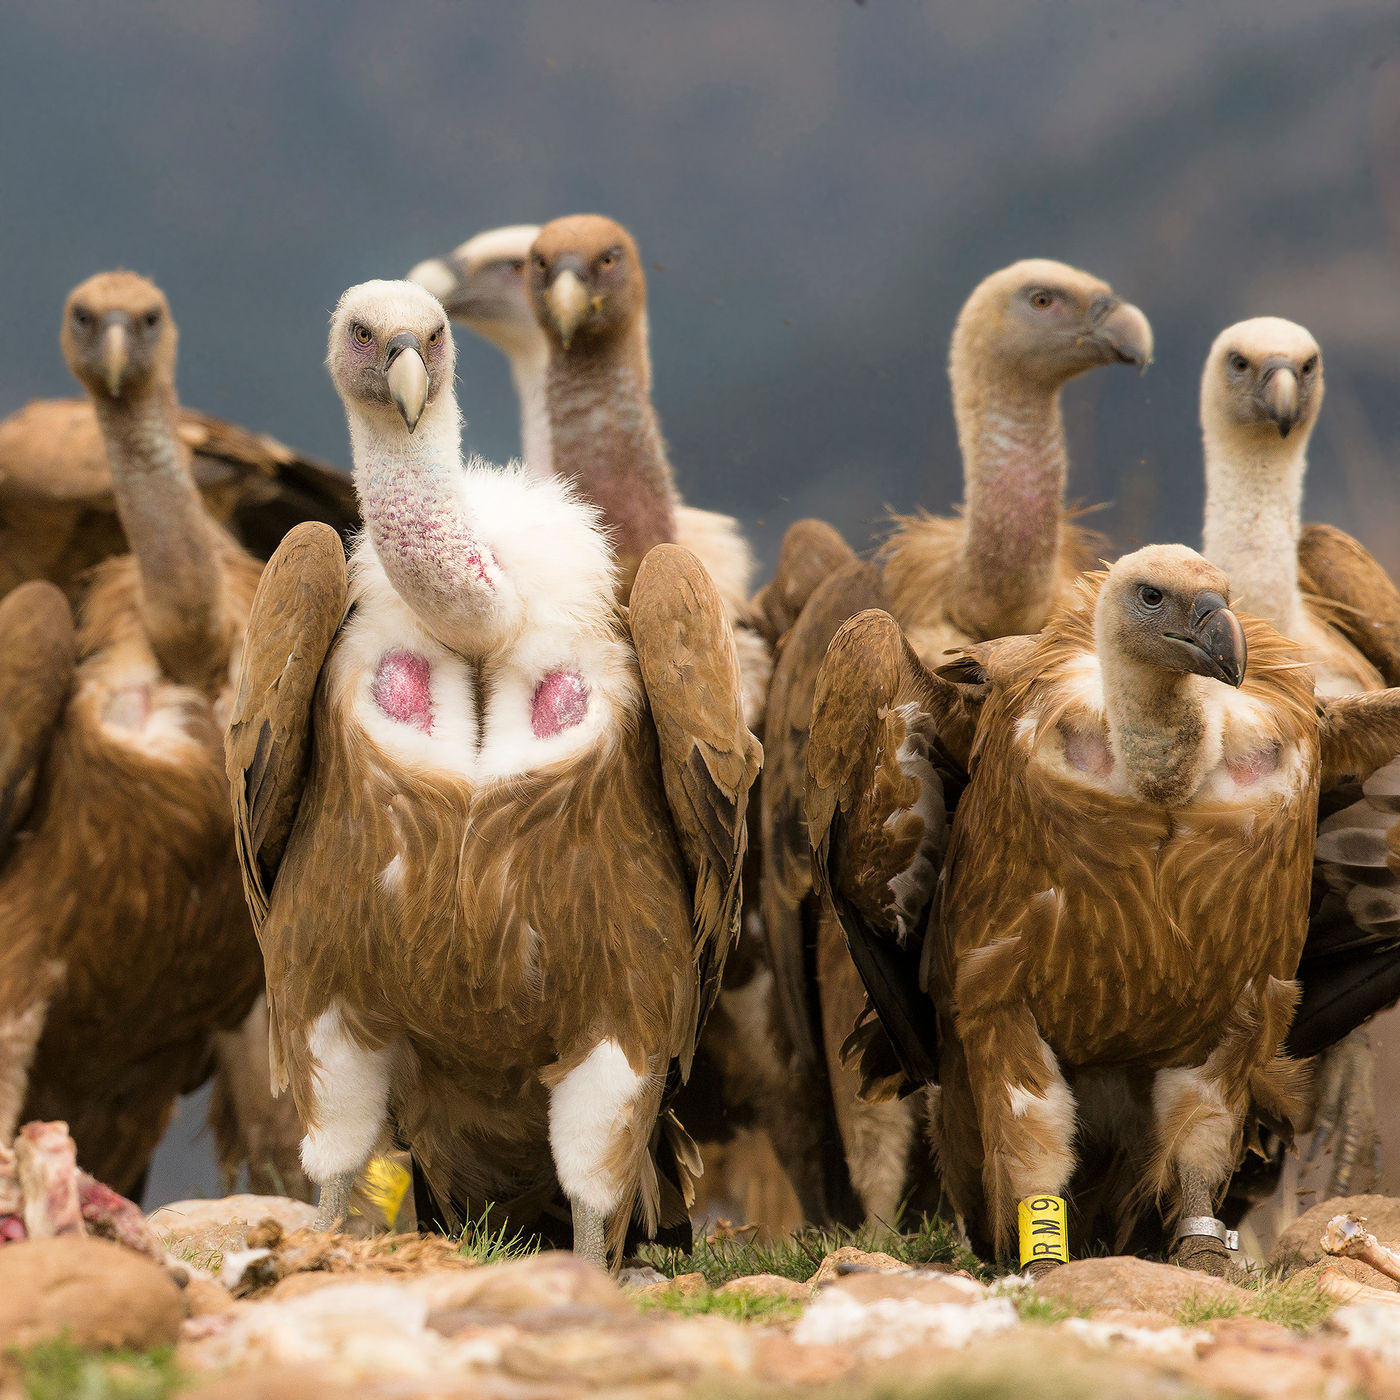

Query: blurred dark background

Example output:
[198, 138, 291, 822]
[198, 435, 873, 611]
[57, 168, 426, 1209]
[2, 0, 1398, 1203]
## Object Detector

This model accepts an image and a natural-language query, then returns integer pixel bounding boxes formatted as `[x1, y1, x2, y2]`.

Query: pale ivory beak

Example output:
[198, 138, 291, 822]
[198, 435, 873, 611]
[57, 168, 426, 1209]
[544, 268, 590, 348]
[102, 322, 130, 397]
[1261, 367, 1300, 437]
[387, 347, 429, 432]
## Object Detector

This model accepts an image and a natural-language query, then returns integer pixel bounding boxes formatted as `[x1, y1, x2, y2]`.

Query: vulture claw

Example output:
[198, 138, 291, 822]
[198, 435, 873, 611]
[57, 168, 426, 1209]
[1308, 1030, 1380, 1198]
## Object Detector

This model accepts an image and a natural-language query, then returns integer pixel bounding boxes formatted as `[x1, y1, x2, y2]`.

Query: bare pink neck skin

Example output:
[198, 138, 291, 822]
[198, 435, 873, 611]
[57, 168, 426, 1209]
[952, 383, 1067, 640]
[544, 327, 677, 592]
[93, 382, 226, 684]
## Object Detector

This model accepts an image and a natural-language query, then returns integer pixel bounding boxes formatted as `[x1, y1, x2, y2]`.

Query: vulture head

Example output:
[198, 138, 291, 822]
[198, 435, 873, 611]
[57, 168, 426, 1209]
[327, 280, 454, 435]
[952, 258, 1153, 390]
[528, 215, 645, 352]
[62, 271, 177, 401]
[1201, 317, 1323, 445]
[408, 225, 543, 355]
[1097, 545, 1246, 689]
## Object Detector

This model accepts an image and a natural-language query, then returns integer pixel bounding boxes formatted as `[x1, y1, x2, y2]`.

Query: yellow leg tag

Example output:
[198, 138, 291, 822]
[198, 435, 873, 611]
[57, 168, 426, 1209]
[1018, 1194, 1068, 1269]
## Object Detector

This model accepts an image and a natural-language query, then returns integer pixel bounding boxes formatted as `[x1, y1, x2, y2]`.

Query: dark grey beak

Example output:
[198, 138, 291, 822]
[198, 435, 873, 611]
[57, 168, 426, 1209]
[1166, 591, 1247, 688]
[1088, 295, 1154, 373]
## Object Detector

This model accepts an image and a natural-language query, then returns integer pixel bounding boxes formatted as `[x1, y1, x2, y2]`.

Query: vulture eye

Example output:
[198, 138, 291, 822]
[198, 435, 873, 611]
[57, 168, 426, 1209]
[352, 323, 373, 346]
[1138, 585, 1164, 610]
[71, 307, 93, 330]
[142, 309, 162, 329]
[1028, 288, 1055, 310]
[1302, 355, 1318, 376]
[598, 249, 619, 270]
[1229, 352, 1249, 373]
[533, 253, 548, 272]
[509, 258, 525, 273]
[427, 326, 443, 347]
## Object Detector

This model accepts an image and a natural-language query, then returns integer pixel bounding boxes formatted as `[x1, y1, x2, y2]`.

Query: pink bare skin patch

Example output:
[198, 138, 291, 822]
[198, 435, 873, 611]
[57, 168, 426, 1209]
[1060, 723, 1114, 779]
[372, 650, 434, 734]
[532, 669, 589, 738]
[1228, 742, 1281, 788]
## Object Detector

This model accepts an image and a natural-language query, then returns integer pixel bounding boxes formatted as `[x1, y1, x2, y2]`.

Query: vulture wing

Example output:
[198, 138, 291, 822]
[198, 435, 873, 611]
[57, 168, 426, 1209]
[0, 398, 358, 558]
[751, 517, 858, 644]
[629, 543, 762, 1053]
[0, 581, 76, 861]
[761, 554, 884, 1064]
[1299, 523, 1400, 686]
[805, 608, 983, 1097]
[226, 521, 348, 933]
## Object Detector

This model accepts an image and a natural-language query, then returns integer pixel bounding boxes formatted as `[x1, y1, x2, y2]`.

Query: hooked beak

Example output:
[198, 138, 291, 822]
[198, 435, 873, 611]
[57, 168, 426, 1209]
[1258, 361, 1301, 438]
[544, 267, 591, 348]
[1088, 298, 1154, 373]
[1165, 592, 1247, 688]
[384, 332, 429, 432]
[101, 319, 130, 397]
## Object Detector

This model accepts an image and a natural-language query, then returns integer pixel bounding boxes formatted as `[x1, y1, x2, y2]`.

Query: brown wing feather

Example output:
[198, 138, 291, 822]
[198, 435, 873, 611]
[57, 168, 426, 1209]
[760, 559, 886, 1064]
[225, 522, 348, 931]
[751, 517, 857, 644]
[629, 543, 761, 1050]
[1299, 523, 1400, 685]
[0, 582, 76, 860]
[1319, 688, 1400, 788]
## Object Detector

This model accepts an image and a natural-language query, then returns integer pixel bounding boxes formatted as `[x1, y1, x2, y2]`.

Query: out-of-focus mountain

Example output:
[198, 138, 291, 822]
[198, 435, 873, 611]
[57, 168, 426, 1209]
[4, 0, 1400, 1198]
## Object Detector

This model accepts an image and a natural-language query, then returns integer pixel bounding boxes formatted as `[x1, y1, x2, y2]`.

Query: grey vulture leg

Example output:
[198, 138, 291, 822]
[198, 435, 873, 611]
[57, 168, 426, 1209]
[314, 1170, 355, 1232]
[1171, 1164, 1235, 1278]
[572, 1200, 608, 1270]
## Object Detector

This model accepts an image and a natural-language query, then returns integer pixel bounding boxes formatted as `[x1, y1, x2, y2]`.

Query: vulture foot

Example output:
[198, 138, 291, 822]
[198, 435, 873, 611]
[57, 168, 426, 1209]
[312, 1170, 354, 1232]
[1171, 1232, 1234, 1279]
[1309, 1029, 1381, 1197]
[1023, 1257, 1062, 1282]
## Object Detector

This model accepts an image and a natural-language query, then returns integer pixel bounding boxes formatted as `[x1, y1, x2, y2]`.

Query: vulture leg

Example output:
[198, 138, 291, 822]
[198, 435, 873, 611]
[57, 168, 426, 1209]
[1308, 1029, 1381, 1196]
[960, 1002, 1077, 1269]
[572, 1201, 608, 1270]
[314, 1172, 355, 1233]
[1171, 1164, 1233, 1278]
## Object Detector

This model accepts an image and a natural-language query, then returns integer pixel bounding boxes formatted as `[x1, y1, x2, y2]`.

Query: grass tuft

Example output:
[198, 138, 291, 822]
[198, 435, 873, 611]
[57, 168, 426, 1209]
[7, 1338, 181, 1400]
[1173, 1273, 1336, 1333]
[637, 1284, 804, 1324]
[455, 1208, 541, 1265]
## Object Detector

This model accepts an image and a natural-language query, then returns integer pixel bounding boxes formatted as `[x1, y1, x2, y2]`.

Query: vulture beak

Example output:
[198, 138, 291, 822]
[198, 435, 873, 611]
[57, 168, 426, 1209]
[1165, 592, 1247, 689]
[101, 318, 131, 397]
[1258, 359, 1301, 438]
[544, 266, 591, 348]
[1088, 297, 1154, 373]
[384, 332, 429, 433]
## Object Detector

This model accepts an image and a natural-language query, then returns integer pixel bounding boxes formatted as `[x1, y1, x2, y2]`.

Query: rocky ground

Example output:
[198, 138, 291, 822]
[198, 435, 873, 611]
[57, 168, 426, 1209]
[11, 1195, 1400, 1398]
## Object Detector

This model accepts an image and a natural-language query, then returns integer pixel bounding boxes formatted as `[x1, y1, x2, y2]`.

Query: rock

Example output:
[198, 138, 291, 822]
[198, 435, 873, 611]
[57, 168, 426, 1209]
[1034, 1255, 1247, 1314]
[634, 1268, 708, 1301]
[715, 1272, 809, 1302]
[408, 1251, 630, 1332]
[183, 1275, 242, 1318]
[618, 1264, 669, 1289]
[824, 1269, 988, 1307]
[0, 1235, 184, 1349]
[185, 1366, 367, 1400]
[792, 1280, 1018, 1358]
[1270, 1194, 1400, 1273]
[806, 1245, 910, 1287]
[1203, 1315, 1296, 1349]
[752, 1333, 857, 1385]
[1331, 1298, 1400, 1363]
[1295, 1254, 1400, 1295]
[1190, 1341, 1357, 1400]
[148, 1194, 318, 1258]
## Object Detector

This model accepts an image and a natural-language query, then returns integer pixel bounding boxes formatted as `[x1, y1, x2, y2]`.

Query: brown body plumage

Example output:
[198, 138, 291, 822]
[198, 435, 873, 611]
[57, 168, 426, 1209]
[0, 273, 266, 1197]
[760, 260, 1152, 1223]
[810, 546, 1400, 1270]
[228, 282, 758, 1266]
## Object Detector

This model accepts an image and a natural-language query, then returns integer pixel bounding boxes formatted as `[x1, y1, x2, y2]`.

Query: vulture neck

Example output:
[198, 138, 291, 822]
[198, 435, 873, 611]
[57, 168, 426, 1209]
[1201, 433, 1308, 639]
[508, 342, 554, 479]
[952, 370, 1067, 640]
[1098, 647, 1212, 808]
[351, 398, 512, 656]
[93, 381, 226, 685]
[544, 317, 678, 596]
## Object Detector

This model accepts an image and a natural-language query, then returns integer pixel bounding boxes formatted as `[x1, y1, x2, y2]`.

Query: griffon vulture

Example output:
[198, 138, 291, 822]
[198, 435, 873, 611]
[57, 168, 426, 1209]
[226, 282, 759, 1267]
[1201, 316, 1400, 1197]
[0, 389, 356, 596]
[0, 272, 268, 1199]
[413, 218, 794, 1234]
[760, 260, 1152, 1224]
[809, 545, 1400, 1274]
